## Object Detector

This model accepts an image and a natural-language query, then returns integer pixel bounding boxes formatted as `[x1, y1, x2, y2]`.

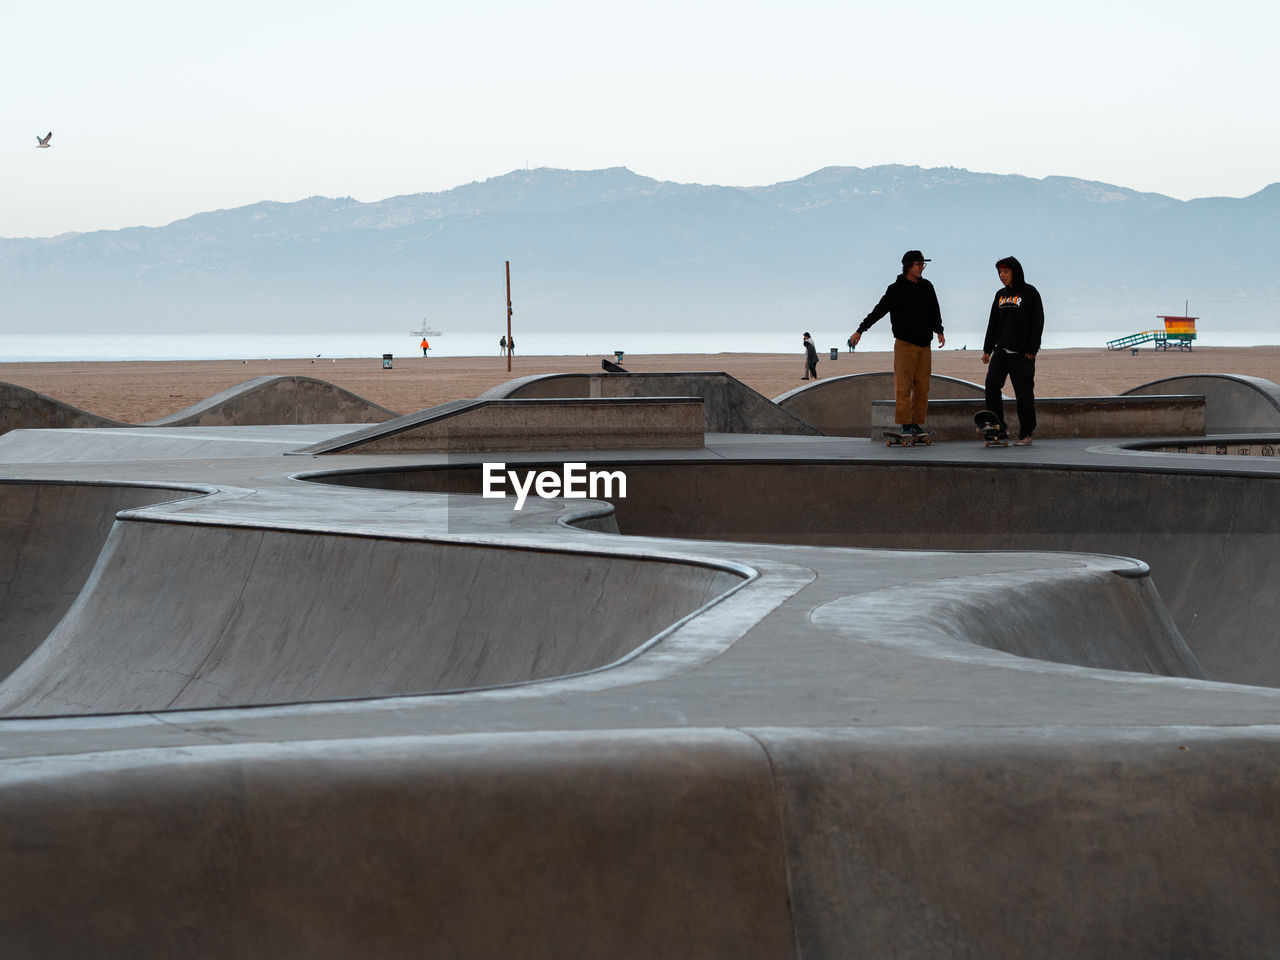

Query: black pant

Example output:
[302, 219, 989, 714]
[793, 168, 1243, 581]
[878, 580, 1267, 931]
[985, 350, 1036, 438]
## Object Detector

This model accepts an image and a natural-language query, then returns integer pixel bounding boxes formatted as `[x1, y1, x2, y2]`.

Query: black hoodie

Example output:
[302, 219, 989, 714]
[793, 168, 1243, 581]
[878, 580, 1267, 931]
[856, 274, 944, 348]
[982, 257, 1044, 356]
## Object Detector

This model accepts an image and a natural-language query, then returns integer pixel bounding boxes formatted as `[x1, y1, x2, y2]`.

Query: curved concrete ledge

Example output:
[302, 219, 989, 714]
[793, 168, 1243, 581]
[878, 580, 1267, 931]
[361, 458, 1280, 687]
[480, 371, 822, 435]
[1, 376, 396, 437]
[0, 481, 203, 678]
[870, 394, 1207, 440]
[1123, 373, 1280, 433]
[0, 381, 126, 434]
[0, 512, 744, 715]
[295, 397, 705, 455]
[4, 390, 1280, 955]
[813, 559, 1202, 678]
[145, 375, 399, 426]
[774, 372, 987, 437]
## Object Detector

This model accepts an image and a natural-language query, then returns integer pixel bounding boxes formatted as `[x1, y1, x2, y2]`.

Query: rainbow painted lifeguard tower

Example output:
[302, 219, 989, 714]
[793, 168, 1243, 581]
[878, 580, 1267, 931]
[1107, 315, 1198, 351]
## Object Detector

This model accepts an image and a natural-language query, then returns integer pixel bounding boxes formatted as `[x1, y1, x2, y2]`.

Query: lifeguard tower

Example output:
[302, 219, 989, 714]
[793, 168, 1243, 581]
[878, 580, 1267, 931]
[1106, 315, 1198, 352]
[1156, 315, 1197, 350]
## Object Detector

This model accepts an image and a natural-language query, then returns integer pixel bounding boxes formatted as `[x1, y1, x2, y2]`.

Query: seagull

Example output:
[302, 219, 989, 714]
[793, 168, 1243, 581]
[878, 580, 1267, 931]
[36, 132, 52, 148]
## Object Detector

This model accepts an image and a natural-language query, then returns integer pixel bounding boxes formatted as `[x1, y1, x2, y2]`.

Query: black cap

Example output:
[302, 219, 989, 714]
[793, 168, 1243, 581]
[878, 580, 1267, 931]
[901, 250, 931, 265]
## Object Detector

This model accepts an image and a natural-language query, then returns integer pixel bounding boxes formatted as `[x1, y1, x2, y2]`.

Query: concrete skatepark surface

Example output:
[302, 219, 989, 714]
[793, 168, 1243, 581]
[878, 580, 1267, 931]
[0, 375, 396, 436]
[775, 371, 987, 436]
[2, 373, 1280, 957]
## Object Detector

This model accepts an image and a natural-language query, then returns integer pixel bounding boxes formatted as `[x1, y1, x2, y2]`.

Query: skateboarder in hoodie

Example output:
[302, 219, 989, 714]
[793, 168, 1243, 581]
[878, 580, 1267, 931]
[848, 250, 945, 437]
[981, 256, 1044, 445]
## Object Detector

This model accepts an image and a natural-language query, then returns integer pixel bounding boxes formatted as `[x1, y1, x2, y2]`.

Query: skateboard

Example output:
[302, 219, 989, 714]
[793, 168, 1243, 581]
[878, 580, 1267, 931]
[974, 410, 1008, 447]
[884, 430, 934, 448]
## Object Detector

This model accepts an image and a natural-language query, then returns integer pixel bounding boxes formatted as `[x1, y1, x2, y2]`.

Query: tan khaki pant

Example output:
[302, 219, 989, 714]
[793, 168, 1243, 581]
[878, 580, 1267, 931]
[893, 339, 932, 425]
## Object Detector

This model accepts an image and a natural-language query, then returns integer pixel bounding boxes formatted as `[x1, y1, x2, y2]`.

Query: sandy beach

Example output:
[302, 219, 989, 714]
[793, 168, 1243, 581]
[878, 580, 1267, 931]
[1, 346, 1278, 423]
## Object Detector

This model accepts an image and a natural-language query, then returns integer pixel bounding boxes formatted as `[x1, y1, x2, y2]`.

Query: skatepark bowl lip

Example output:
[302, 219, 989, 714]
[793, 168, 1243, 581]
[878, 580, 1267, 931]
[0, 477, 760, 718]
[301, 449, 1280, 690]
[8, 418, 1280, 956]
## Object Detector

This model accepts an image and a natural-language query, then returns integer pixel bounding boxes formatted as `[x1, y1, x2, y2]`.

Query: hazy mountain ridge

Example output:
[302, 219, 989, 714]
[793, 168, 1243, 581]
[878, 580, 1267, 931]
[1, 165, 1276, 337]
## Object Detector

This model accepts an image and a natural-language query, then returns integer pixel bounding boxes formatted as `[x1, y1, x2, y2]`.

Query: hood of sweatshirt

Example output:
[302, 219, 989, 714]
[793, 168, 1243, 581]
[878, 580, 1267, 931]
[998, 256, 1025, 287]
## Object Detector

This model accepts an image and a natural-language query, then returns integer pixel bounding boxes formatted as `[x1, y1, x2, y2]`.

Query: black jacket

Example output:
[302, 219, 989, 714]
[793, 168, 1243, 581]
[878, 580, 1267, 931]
[804, 339, 818, 365]
[982, 257, 1044, 356]
[856, 275, 944, 348]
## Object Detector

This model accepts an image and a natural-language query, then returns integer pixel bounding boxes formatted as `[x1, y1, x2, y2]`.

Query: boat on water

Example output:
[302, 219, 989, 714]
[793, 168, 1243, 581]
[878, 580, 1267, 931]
[412, 321, 443, 338]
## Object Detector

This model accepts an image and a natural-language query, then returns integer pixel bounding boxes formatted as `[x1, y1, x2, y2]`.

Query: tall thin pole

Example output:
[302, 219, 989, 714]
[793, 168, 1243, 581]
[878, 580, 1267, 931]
[506, 260, 513, 373]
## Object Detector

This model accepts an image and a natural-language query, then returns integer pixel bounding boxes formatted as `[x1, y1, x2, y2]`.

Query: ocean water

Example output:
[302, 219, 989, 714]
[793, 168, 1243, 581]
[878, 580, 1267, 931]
[0, 328, 1273, 362]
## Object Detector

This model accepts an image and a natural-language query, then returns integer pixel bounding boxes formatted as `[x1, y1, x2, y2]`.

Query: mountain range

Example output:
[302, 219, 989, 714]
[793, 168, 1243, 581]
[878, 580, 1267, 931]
[2, 165, 1277, 338]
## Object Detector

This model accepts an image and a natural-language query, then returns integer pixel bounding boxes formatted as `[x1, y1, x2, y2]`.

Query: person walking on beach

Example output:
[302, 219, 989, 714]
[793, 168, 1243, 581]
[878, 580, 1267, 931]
[421, 338, 430, 356]
[848, 250, 945, 436]
[981, 256, 1044, 445]
[507, 336, 515, 355]
[499, 336, 507, 355]
[802, 332, 819, 380]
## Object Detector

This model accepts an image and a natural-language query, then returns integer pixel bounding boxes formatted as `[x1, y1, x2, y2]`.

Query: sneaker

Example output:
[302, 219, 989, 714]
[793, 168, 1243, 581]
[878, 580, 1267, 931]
[1014, 436, 1033, 446]
[904, 423, 924, 436]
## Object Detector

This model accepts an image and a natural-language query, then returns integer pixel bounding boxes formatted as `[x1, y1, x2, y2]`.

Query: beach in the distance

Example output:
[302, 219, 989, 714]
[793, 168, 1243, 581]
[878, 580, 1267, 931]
[2, 346, 1277, 424]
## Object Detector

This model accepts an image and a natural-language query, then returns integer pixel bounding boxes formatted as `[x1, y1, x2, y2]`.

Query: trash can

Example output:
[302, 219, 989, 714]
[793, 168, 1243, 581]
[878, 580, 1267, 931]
[382, 353, 393, 369]
[614, 350, 624, 364]
[830, 347, 838, 360]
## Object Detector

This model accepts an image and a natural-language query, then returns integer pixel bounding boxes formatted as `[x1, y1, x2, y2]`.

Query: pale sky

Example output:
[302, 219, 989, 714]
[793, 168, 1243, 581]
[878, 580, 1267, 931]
[4, 0, 1277, 238]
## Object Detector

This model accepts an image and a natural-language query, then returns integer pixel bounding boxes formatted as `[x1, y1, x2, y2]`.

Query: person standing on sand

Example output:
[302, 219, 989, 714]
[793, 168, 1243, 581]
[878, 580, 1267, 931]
[421, 338, 430, 356]
[499, 336, 507, 355]
[981, 256, 1044, 446]
[848, 250, 945, 436]
[802, 332, 819, 380]
[507, 336, 515, 356]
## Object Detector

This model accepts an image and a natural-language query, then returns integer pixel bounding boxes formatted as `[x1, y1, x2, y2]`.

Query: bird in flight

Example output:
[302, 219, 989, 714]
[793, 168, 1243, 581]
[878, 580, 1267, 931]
[36, 132, 52, 148]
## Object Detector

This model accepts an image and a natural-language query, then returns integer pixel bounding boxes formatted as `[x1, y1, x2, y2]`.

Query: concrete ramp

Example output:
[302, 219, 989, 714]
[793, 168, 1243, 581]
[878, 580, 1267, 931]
[774, 373, 987, 437]
[2, 376, 396, 437]
[0, 518, 743, 714]
[870, 395, 1206, 440]
[0, 425, 353, 464]
[0, 381, 125, 435]
[0, 482, 200, 680]
[481, 372, 822, 435]
[145, 375, 398, 426]
[1123, 374, 1280, 433]
[362, 459, 1280, 687]
[294, 397, 705, 455]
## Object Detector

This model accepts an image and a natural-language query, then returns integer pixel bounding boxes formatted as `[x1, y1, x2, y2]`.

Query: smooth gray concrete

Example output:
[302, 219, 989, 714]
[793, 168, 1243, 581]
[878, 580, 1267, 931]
[0, 481, 201, 678]
[0, 519, 739, 714]
[145, 375, 399, 426]
[481, 371, 822, 435]
[0, 381, 125, 434]
[1124, 373, 1280, 433]
[775, 371, 987, 437]
[2, 376, 1280, 957]
[1, 376, 397, 437]
[296, 397, 705, 454]
[871, 394, 1207, 440]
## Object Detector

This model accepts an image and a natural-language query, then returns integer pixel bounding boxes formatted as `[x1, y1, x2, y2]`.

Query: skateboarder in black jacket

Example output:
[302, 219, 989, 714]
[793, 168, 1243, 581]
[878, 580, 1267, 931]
[981, 256, 1044, 445]
[849, 250, 945, 435]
